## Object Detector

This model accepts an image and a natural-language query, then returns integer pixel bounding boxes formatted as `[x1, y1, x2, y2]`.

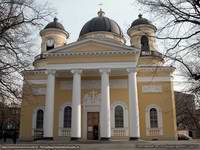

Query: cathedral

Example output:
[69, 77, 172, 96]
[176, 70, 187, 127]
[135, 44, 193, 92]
[19, 10, 177, 141]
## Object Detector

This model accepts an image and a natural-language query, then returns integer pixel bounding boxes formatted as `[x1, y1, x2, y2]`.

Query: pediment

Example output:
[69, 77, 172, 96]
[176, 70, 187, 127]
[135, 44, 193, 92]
[48, 38, 136, 53]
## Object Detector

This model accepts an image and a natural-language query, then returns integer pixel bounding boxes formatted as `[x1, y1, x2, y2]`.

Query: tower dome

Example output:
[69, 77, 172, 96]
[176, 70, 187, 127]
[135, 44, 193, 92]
[44, 18, 66, 31]
[79, 9, 125, 44]
[131, 14, 156, 30]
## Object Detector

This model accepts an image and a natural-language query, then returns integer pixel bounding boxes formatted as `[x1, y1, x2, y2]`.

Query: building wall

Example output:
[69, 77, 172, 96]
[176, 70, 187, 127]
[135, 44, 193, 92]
[19, 71, 177, 140]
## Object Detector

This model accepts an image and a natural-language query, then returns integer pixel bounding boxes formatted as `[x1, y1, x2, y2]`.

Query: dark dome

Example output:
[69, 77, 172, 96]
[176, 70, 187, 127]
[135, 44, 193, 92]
[131, 14, 153, 27]
[79, 10, 123, 37]
[44, 18, 65, 31]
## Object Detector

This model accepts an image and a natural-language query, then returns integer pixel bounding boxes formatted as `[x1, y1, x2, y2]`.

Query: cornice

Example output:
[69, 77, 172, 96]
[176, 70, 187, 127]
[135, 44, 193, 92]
[137, 66, 175, 72]
[41, 50, 138, 58]
[23, 69, 46, 75]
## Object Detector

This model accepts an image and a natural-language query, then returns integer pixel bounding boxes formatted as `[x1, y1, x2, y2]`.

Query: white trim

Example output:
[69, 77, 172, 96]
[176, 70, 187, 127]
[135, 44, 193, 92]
[28, 80, 47, 84]
[24, 70, 46, 75]
[43, 50, 137, 57]
[58, 102, 72, 136]
[32, 88, 46, 95]
[111, 101, 128, 129]
[142, 85, 162, 93]
[137, 66, 175, 72]
[32, 106, 45, 136]
[138, 77, 172, 82]
[145, 104, 163, 136]
[138, 64, 163, 67]
[40, 28, 69, 37]
[45, 62, 137, 70]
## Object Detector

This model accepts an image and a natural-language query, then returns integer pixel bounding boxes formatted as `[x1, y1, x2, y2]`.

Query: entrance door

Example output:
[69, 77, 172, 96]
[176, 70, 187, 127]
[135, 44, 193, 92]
[87, 112, 99, 140]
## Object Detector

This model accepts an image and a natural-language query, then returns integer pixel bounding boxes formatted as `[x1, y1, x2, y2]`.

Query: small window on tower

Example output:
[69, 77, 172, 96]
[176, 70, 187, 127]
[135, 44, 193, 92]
[141, 35, 150, 52]
[46, 38, 55, 50]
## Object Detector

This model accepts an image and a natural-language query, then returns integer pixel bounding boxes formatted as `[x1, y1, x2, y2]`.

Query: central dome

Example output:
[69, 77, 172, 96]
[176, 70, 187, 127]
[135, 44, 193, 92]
[79, 10, 123, 38]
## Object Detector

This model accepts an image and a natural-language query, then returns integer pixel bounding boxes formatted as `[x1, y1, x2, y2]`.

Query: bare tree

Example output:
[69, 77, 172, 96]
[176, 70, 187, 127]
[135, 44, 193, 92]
[175, 92, 200, 130]
[0, 0, 54, 104]
[137, 0, 200, 96]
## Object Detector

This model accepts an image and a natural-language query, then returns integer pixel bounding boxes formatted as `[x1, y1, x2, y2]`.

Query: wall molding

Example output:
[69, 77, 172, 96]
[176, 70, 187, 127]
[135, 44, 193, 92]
[45, 62, 137, 70]
[142, 85, 162, 93]
[32, 88, 46, 95]
[27, 77, 172, 91]
[42, 50, 136, 58]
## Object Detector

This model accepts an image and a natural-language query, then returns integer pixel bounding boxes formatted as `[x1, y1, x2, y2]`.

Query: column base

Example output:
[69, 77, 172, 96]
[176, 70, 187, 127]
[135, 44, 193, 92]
[129, 137, 139, 141]
[42, 137, 54, 140]
[71, 137, 81, 141]
[100, 137, 111, 141]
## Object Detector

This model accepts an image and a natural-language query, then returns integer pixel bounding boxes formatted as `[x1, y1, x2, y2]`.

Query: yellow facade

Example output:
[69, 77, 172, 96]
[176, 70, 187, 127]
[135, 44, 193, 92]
[20, 12, 177, 141]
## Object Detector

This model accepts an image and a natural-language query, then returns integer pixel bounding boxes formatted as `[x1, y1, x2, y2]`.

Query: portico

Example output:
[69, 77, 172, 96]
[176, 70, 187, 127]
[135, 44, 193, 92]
[43, 64, 140, 141]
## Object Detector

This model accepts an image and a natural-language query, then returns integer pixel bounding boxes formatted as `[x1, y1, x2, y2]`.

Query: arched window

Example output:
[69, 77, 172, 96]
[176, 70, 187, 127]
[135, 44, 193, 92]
[141, 35, 150, 52]
[150, 108, 158, 128]
[63, 106, 72, 128]
[36, 109, 44, 129]
[115, 105, 124, 128]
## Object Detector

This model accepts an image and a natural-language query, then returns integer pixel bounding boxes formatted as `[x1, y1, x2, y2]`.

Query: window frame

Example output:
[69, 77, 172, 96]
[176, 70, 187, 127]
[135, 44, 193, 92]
[63, 106, 72, 128]
[114, 105, 124, 128]
[36, 109, 44, 129]
[149, 108, 158, 128]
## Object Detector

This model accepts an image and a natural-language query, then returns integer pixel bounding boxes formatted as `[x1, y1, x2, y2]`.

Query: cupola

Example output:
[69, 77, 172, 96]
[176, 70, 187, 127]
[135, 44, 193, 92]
[40, 18, 69, 52]
[79, 9, 125, 44]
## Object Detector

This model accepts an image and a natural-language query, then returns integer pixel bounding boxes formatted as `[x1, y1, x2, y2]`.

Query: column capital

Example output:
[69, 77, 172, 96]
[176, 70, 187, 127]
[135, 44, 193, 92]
[127, 68, 136, 73]
[99, 68, 111, 74]
[46, 70, 56, 75]
[71, 69, 82, 74]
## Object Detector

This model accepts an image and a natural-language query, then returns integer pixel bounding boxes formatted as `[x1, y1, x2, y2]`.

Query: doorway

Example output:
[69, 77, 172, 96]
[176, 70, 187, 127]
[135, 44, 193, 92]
[87, 112, 99, 140]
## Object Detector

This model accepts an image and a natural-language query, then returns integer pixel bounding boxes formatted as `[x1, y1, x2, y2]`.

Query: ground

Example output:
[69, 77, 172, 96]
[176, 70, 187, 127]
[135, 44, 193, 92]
[0, 140, 200, 150]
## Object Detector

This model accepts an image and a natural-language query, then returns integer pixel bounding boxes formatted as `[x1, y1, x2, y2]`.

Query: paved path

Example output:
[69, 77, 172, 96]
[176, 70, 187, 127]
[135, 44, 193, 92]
[0, 140, 200, 150]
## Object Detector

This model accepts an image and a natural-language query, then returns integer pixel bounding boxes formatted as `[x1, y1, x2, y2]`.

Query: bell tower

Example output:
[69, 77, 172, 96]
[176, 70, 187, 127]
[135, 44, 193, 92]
[40, 18, 69, 52]
[128, 14, 163, 65]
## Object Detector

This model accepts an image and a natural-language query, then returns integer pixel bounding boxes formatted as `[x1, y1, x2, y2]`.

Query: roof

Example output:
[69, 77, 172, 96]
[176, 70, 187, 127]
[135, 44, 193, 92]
[44, 18, 65, 31]
[131, 14, 153, 27]
[79, 9, 123, 37]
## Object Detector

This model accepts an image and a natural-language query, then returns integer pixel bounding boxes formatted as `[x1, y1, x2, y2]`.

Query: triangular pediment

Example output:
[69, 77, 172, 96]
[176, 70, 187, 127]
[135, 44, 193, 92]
[48, 38, 136, 53]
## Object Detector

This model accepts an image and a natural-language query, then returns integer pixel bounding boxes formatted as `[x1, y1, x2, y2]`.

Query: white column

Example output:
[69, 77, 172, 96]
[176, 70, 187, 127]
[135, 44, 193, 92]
[71, 69, 82, 141]
[44, 70, 56, 138]
[127, 68, 140, 140]
[99, 69, 111, 140]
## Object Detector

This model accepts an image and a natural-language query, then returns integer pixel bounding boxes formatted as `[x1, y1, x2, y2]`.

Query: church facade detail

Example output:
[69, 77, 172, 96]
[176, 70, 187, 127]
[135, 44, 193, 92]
[20, 10, 177, 141]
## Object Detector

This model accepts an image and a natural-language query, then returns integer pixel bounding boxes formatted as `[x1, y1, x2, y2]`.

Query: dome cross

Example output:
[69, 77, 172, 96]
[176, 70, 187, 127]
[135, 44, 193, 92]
[97, 8, 105, 17]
